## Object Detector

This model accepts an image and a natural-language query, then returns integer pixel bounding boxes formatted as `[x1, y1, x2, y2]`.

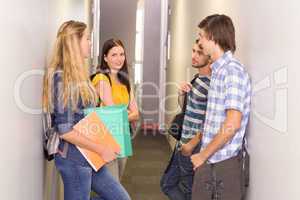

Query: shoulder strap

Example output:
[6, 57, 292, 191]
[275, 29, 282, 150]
[90, 73, 97, 82]
[182, 74, 199, 111]
[91, 72, 112, 86]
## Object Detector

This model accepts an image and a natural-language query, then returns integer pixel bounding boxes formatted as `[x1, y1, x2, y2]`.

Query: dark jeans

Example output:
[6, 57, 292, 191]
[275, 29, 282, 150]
[192, 152, 249, 200]
[55, 154, 131, 200]
[160, 144, 201, 200]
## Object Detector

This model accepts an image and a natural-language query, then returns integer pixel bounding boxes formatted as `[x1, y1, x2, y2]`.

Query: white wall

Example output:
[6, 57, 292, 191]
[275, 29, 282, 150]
[99, 0, 137, 66]
[237, 1, 300, 199]
[0, 1, 48, 199]
[141, 0, 161, 124]
[47, 0, 90, 56]
[167, 0, 300, 199]
[0, 1, 89, 199]
[165, 0, 194, 127]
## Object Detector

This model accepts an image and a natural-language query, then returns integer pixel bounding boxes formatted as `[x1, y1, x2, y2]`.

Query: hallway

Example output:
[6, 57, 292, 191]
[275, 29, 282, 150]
[2, 0, 300, 199]
[122, 130, 171, 200]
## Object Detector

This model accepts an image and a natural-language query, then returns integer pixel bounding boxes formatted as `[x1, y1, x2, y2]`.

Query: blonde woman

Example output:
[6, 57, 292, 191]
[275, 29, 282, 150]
[43, 21, 131, 200]
[91, 39, 139, 181]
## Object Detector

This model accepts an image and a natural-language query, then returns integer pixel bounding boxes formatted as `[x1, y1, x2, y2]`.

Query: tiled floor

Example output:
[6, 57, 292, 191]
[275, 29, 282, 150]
[122, 130, 171, 200]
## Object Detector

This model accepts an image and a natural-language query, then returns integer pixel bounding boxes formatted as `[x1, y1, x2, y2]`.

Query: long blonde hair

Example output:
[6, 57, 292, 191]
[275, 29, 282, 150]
[43, 20, 97, 112]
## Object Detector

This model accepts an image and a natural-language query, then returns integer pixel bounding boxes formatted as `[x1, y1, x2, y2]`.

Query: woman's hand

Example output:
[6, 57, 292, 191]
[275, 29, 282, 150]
[96, 145, 118, 162]
[128, 93, 139, 122]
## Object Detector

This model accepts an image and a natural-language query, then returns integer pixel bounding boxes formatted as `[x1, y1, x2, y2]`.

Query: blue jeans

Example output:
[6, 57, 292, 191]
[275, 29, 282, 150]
[55, 154, 131, 200]
[160, 144, 201, 200]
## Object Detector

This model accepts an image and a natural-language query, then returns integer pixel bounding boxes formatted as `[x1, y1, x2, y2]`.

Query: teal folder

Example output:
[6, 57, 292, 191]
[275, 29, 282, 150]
[84, 105, 133, 158]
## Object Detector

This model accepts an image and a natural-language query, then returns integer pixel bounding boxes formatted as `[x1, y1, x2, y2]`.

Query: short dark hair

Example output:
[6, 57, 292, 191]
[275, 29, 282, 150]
[198, 14, 236, 53]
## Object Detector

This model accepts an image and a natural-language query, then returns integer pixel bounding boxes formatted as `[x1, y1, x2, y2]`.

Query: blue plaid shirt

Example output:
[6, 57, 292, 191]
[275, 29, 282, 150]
[200, 51, 251, 163]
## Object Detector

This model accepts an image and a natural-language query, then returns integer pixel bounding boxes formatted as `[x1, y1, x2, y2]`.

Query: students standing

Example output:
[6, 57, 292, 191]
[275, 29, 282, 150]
[43, 21, 131, 200]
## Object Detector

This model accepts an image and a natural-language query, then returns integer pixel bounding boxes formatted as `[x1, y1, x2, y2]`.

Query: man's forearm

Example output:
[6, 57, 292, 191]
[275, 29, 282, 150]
[188, 133, 202, 148]
[200, 121, 237, 161]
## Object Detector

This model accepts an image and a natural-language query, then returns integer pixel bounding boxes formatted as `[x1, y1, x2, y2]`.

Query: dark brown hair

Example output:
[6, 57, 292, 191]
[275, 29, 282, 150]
[198, 14, 236, 53]
[96, 38, 131, 94]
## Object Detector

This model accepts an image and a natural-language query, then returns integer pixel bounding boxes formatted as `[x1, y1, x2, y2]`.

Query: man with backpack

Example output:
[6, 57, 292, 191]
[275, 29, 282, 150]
[160, 39, 211, 200]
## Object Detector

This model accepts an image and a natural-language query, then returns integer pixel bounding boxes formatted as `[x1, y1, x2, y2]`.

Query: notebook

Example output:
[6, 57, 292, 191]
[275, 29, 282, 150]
[84, 105, 133, 158]
[73, 111, 121, 171]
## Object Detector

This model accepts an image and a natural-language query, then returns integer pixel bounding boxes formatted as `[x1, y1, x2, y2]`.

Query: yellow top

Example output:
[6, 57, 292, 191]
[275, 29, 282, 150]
[92, 73, 130, 105]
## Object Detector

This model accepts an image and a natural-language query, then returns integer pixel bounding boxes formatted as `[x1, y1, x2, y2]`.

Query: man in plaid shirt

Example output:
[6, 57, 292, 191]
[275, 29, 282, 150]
[191, 14, 251, 200]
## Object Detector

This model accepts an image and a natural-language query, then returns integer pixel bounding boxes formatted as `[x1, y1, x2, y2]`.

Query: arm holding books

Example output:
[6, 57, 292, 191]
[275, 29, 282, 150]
[60, 129, 117, 162]
[53, 74, 118, 163]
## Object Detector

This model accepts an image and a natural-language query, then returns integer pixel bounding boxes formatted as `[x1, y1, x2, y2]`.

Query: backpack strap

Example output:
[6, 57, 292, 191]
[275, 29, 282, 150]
[182, 74, 199, 112]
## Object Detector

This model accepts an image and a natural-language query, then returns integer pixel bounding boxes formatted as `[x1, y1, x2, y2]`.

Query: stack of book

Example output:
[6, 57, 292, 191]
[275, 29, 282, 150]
[73, 111, 121, 171]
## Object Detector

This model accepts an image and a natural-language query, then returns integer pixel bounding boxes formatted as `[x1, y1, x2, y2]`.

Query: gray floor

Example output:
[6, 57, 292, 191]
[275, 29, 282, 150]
[122, 130, 171, 200]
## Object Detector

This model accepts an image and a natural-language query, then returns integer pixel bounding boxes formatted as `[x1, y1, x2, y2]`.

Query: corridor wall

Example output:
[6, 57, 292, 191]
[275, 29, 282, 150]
[0, 1, 48, 199]
[0, 1, 90, 199]
[166, 0, 300, 199]
[142, 0, 161, 125]
[99, 0, 137, 67]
